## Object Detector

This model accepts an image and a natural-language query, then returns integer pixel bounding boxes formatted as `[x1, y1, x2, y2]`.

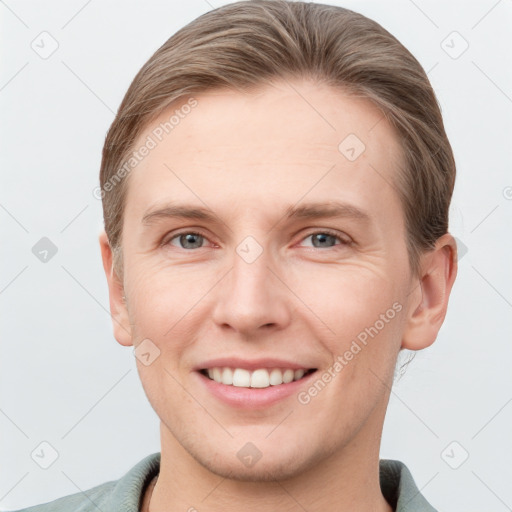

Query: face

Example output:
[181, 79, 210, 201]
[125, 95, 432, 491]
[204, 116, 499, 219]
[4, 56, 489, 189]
[112, 79, 418, 480]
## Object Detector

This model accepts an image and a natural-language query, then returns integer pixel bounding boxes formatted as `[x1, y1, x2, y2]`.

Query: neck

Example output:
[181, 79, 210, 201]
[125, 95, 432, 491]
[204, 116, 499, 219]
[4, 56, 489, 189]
[148, 418, 393, 512]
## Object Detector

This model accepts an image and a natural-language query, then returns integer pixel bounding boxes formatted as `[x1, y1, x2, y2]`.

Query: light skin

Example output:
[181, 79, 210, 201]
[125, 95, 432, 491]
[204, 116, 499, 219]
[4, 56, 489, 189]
[99, 78, 457, 512]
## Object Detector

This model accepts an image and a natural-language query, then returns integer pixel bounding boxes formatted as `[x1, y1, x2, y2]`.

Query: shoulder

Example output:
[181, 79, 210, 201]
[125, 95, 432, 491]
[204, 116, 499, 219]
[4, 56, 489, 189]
[7, 480, 117, 512]
[6, 452, 161, 512]
[379, 459, 438, 512]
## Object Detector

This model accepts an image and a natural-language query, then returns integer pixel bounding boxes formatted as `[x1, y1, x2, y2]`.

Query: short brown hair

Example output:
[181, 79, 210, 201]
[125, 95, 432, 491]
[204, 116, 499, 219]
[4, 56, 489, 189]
[99, 0, 456, 279]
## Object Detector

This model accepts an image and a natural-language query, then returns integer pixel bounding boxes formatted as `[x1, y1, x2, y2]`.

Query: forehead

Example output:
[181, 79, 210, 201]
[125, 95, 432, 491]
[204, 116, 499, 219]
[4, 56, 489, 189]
[124, 79, 404, 227]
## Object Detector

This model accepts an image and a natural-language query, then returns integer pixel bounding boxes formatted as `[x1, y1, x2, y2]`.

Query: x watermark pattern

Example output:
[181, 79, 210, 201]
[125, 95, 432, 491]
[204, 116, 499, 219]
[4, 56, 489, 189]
[93, 98, 198, 200]
[1, 0, 510, 511]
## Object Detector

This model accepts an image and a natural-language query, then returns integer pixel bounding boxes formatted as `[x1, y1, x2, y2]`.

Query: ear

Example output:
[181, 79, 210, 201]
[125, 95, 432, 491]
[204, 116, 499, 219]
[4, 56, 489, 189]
[99, 230, 133, 347]
[401, 233, 458, 350]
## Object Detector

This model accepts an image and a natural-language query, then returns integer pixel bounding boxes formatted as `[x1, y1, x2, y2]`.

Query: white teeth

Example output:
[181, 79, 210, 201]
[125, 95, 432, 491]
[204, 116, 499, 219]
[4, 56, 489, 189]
[269, 368, 283, 385]
[250, 369, 269, 388]
[213, 367, 222, 382]
[204, 367, 311, 388]
[232, 368, 251, 387]
[221, 367, 233, 385]
[282, 369, 294, 383]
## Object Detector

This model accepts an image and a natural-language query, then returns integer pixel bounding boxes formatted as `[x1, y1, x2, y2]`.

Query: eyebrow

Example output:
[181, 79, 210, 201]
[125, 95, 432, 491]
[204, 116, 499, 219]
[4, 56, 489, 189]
[141, 201, 372, 226]
[283, 202, 371, 224]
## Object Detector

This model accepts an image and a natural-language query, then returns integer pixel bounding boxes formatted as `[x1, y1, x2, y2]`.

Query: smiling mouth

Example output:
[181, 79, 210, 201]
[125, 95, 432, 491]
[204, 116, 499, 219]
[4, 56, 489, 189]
[200, 367, 317, 388]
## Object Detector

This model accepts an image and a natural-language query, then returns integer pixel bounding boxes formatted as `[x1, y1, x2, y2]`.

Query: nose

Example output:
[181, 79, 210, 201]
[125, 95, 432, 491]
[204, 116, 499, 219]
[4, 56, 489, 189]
[211, 247, 292, 336]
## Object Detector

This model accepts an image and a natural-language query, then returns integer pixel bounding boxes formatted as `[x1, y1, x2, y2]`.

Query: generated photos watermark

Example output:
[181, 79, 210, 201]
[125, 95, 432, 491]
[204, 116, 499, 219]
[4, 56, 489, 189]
[93, 97, 198, 200]
[297, 301, 403, 405]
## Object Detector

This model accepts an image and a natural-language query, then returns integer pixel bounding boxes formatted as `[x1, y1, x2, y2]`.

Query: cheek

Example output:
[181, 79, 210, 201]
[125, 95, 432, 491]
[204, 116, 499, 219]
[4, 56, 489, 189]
[135, 356, 194, 434]
[126, 260, 208, 333]
[291, 265, 402, 341]
[291, 265, 405, 406]
[296, 290, 404, 435]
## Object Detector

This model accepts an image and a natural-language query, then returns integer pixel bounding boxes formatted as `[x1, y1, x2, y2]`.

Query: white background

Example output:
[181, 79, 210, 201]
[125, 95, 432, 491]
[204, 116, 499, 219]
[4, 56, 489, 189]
[1, 0, 511, 510]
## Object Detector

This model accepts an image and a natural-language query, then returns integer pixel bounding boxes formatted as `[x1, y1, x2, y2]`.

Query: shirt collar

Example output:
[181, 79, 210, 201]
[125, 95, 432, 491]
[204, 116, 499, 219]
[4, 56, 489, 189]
[102, 453, 437, 512]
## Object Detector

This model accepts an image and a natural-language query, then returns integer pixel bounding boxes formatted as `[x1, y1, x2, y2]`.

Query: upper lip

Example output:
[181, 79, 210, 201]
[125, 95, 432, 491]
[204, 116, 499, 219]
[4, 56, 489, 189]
[194, 358, 316, 371]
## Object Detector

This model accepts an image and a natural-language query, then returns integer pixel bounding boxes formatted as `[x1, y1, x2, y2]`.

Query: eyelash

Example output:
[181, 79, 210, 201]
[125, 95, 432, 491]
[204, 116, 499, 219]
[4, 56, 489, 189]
[163, 229, 352, 250]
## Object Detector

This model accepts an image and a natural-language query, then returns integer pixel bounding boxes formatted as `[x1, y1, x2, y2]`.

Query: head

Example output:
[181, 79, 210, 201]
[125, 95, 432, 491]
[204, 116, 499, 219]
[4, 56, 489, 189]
[99, 0, 457, 481]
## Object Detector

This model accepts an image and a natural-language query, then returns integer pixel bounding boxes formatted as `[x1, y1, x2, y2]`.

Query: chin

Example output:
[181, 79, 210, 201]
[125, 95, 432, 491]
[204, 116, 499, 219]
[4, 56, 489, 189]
[199, 456, 310, 482]
[186, 438, 330, 483]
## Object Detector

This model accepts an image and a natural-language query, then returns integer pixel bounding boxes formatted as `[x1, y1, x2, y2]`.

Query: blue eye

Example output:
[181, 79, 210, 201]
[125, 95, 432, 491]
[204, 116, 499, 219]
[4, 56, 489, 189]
[300, 231, 348, 248]
[164, 230, 350, 251]
[310, 233, 337, 248]
[169, 232, 205, 249]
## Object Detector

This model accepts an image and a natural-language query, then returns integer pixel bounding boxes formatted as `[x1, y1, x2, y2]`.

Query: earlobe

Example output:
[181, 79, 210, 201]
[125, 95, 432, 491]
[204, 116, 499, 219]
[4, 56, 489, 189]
[401, 233, 458, 351]
[98, 230, 133, 347]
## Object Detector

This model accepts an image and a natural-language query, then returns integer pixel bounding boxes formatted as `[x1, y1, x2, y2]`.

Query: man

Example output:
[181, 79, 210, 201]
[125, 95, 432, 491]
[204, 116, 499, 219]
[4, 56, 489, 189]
[11, 1, 457, 510]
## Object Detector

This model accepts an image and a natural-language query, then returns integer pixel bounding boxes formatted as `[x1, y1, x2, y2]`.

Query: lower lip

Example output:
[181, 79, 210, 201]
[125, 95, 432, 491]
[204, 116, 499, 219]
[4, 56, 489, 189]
[195, 370, 317, 409]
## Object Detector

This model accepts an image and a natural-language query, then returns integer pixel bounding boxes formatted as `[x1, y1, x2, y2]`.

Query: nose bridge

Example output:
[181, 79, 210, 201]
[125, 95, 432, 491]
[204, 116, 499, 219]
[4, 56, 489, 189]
[232, 246, 270, 295]
[211, 239, 291, 333]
